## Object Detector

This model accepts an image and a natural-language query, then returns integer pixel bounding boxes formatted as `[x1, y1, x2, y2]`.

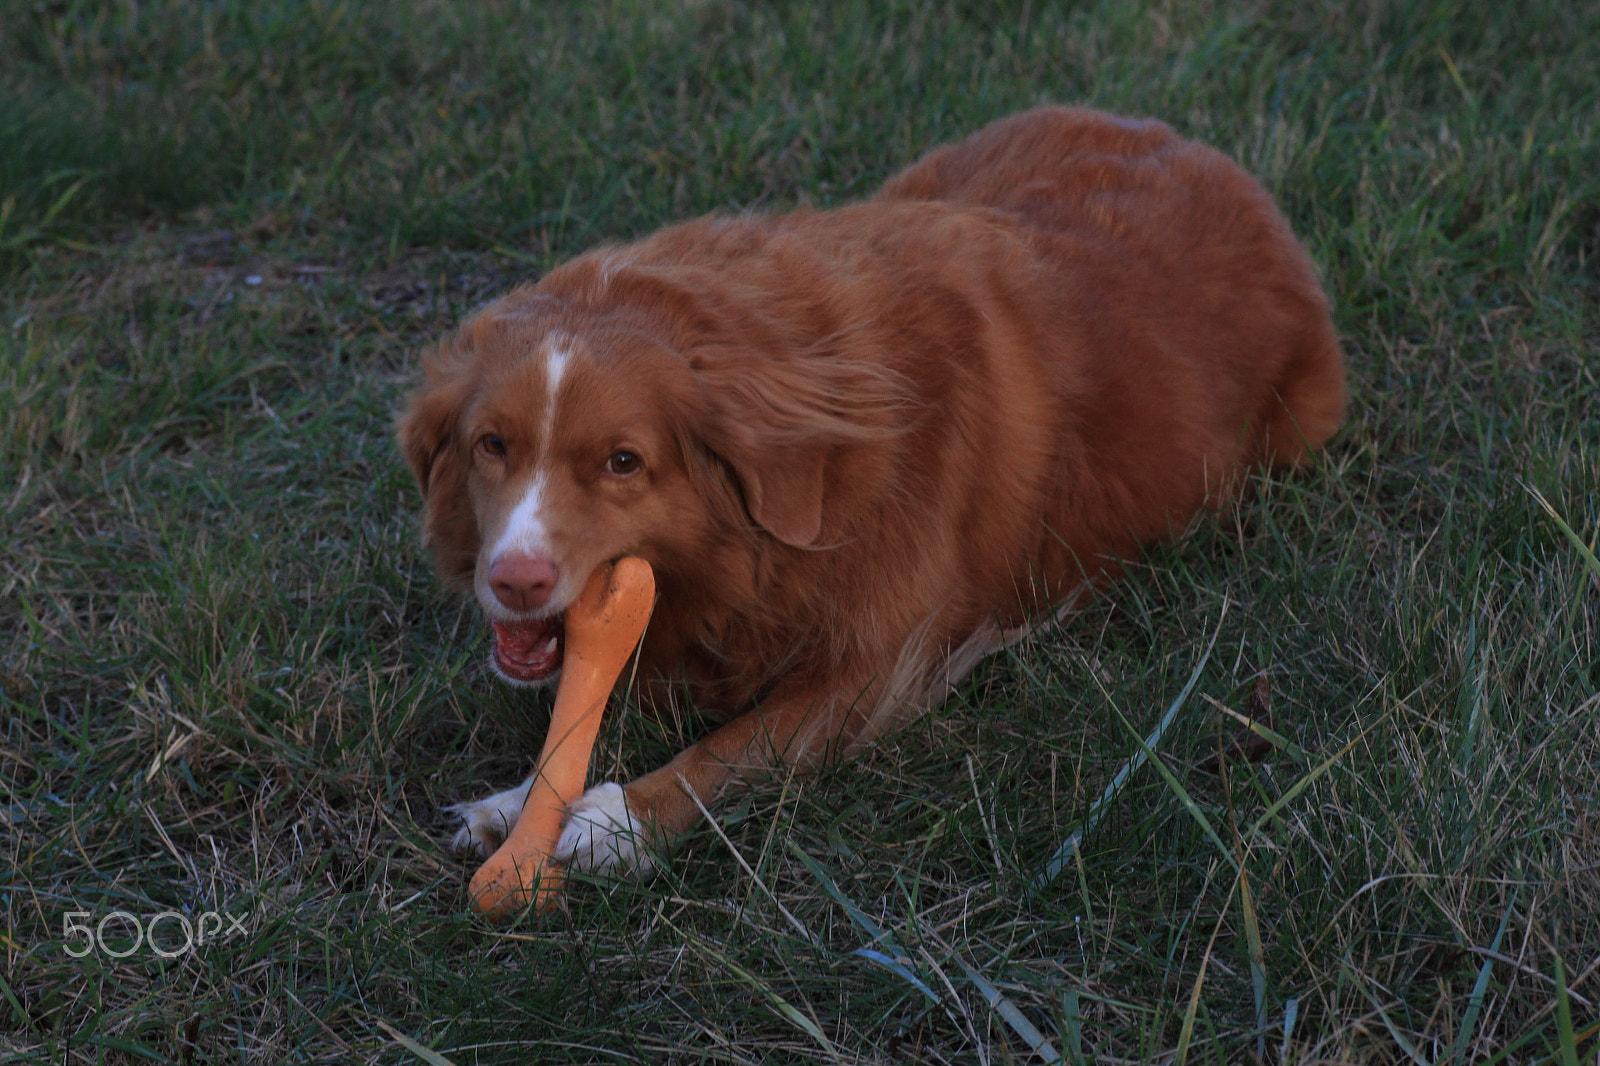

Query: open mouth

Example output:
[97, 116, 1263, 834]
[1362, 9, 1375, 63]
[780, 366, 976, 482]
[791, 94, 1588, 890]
[490, 614, 565, 683]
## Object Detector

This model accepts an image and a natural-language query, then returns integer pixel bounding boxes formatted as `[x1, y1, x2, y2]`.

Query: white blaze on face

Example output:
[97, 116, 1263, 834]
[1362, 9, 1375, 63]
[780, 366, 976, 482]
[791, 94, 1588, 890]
[543, 334, 570, 446]
[477, 333, 577, 616]
[494, 473, 552, 558]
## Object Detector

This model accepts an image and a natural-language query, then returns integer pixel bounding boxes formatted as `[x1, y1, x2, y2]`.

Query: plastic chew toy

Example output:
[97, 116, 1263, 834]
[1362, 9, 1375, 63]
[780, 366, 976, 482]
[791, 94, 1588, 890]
[468, 557, 655, 918]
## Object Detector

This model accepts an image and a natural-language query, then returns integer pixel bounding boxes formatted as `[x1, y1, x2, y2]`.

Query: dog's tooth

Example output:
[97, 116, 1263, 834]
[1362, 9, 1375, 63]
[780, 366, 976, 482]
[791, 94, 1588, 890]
[544, 637, 559, 655]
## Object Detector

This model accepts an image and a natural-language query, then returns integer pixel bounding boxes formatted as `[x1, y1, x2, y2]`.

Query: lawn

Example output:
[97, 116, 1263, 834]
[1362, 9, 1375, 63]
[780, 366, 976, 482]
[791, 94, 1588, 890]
[2, 0, 1597, 1062]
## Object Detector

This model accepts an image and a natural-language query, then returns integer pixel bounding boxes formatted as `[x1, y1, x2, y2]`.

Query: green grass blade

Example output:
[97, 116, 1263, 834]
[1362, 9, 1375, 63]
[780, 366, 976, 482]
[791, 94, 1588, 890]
[1346, 962, 1433, 1066]
[79, 1037, 169, 1063]
[1554, 949, 1579, 1066]
[788, 840, 895, 948]
[1524, 482, 1600, 585]
[1107, 693, 1239, 874]
[1200, 692, 1312, 763]
[1061, 989, 1087, 1066]
[1032, 607, 1226, 891]
[1237, 865, 1269, 1061]
[0, 968, 28, 1032]
[1246, 710, 1392, 839]
[790, 842, 941, 1004]
[39, 176, 88, 228]
[1448, 888, 1518, 1065]
[1175, 905, 1229, 1066]
[952, 955, 1064, 1065]
[674, 922, 840, 1059]
[374, 1019, 460, 1066]
[852, 948, 942, 1005]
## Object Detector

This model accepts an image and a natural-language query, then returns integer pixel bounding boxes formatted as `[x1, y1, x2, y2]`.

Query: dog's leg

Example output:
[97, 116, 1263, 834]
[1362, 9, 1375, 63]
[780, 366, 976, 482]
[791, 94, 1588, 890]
[557, 654, 928, 878]
[447, 774, 535, 858]
[555, 781, 653, 875]
[502, 617, 1031, 879]
[446, 676, 874, 876]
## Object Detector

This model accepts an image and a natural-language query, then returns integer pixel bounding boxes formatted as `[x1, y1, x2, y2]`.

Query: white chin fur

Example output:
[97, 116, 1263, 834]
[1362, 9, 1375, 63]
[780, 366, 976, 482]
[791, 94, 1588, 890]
[554, 782, 654, 877]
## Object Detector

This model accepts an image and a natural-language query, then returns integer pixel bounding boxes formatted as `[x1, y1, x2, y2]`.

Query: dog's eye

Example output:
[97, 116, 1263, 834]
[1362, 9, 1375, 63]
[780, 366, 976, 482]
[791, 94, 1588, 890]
[477, 434, 507, 459]
[607, 450, 642, 475]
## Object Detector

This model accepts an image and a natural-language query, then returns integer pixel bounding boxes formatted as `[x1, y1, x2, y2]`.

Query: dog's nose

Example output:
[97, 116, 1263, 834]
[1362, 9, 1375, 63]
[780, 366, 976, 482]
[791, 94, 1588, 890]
[488, 554, 559, 612]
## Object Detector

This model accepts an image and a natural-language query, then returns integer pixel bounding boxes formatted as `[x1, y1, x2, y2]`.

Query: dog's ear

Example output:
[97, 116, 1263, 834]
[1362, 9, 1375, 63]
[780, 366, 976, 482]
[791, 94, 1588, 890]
[689, 344, 910, 549]
[396, 358, 479, 585]
[704, 418, 829, 548]
[398, 377, 458, 497]
[603, 260, 912, 547]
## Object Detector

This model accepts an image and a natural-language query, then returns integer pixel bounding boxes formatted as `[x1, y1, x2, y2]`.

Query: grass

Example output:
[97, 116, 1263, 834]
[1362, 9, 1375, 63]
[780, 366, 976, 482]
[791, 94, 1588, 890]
[2, 0, 1597, 1061]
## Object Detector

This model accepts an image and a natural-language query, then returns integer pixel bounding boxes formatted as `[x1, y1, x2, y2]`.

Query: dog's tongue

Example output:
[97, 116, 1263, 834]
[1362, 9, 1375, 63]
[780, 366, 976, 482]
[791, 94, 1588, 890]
[491, 616, 564, 682]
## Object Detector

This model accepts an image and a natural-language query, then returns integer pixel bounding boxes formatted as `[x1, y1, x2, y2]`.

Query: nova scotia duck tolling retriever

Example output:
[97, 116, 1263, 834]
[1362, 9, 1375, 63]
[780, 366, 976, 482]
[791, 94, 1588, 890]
[397, 106, 1347, 885]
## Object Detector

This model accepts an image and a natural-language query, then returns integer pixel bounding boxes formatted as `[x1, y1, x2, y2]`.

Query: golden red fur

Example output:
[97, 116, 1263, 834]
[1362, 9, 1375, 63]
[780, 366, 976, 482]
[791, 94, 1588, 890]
[398, 107, 1346, 878]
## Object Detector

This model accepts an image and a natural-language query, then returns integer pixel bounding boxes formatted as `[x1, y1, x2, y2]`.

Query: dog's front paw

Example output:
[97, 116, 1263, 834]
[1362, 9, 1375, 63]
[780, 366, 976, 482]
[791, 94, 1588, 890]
[446, 776, 534, 858]
[555, 782, 654, 877]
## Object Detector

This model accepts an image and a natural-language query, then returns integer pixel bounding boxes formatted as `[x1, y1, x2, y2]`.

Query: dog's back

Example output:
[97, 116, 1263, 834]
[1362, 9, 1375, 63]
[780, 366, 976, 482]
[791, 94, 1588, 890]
[879, 106, 1347, 598]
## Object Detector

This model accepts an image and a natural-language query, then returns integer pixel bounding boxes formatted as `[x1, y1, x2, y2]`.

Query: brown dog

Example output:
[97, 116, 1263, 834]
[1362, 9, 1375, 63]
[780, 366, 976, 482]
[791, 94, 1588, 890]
[398, 107, 1346, 877]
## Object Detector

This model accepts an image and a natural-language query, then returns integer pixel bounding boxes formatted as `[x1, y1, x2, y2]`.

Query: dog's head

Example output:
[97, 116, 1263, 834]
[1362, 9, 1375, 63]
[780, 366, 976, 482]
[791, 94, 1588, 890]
[397, 252, 906, 686]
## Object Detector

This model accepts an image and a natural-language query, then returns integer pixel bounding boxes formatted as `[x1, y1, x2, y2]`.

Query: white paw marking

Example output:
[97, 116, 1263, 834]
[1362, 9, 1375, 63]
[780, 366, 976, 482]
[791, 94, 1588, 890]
[554, 782, 653, 877]
[446, 775, 534, 858]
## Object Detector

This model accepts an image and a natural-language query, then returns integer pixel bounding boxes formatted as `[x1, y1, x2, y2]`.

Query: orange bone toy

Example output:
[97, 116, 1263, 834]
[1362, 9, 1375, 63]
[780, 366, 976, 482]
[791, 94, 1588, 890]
[468, 557, 655, 918]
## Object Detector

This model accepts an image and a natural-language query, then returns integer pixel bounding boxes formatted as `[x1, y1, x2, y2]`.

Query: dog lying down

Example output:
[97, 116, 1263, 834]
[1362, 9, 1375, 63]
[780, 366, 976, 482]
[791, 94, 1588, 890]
[398, 106, 1347, 883]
